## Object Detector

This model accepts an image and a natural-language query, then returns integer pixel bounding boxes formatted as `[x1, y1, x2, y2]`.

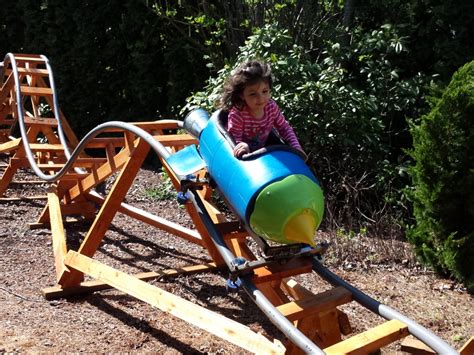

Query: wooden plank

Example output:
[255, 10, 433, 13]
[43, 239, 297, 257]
[20, 86, 53, 96]
[37, 157, 108, 170]
[0, 138, 21, 154]
[400, 336, 436, 354]
[155, 134, 198, 147]
[13, 67, 50, 76]
[130, 121, 181, 131]
[0, 72, 14, 102]
[160, 160, 225, 266]
[276, 286, 352, 322]
[324, 319, 409, 354]
[12, 54, 44, 61]
[252, 258, 313, 284]
[86, 191, 202, 244]
[23, 117, 58, 126]
[47, 188, 69, 280]
[85, 137, 125, 148]
[0, 164, 17, 197]
[0, 195, 48, 201]
[42, 262, 218, 299]
[316, 309, 343, 347]
[11, 180, 49, 185]
[29, 143, 66, 151]
[257, 280, 289, 306]
[459, 336, 474, 355]
[64, 251, 285, 354]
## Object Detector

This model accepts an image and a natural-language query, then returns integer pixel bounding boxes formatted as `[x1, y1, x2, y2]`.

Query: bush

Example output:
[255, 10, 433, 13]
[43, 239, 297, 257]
[407, 61, 474, 292]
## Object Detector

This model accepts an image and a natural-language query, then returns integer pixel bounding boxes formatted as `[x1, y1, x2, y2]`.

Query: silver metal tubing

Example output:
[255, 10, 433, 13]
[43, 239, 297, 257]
[240, 275, 326, 354]
[3, 53, 182, 182]
[39, 54, 72, 160]
[188, 190, 325, 354]
[311, 258, 458, 354]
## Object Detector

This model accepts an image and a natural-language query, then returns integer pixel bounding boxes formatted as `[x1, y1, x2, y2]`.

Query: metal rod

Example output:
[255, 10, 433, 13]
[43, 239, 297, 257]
[311, 258, 458, 354]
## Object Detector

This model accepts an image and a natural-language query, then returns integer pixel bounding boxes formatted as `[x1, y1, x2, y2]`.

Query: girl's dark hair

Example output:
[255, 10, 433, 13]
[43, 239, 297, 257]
[219, 60, 273, 111]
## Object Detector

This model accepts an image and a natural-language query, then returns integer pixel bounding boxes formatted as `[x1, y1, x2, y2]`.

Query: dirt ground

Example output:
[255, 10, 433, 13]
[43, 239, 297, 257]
[0, 161, 473, 354]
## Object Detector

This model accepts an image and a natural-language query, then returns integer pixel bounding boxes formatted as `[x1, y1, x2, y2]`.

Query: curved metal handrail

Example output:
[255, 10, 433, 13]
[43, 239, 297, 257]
[3, 53, 181, 182]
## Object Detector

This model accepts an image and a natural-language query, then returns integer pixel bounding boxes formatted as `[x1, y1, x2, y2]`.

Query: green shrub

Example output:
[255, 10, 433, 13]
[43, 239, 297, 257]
[408, 61, 474, 292]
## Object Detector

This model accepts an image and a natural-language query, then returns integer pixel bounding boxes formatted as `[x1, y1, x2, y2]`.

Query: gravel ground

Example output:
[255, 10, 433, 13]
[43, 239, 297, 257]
[0, 162, 472, 353]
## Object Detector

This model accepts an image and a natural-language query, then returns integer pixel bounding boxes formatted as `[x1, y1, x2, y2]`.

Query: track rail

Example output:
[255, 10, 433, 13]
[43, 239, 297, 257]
[0, 53, 464, 354]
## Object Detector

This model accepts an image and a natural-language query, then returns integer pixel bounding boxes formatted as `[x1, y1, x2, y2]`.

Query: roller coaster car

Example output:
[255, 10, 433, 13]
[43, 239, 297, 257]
[166, 109, 325, 258]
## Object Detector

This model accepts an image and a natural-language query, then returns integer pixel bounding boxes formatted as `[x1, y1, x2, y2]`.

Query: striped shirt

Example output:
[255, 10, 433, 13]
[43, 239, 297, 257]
[227, 100, 302, 151]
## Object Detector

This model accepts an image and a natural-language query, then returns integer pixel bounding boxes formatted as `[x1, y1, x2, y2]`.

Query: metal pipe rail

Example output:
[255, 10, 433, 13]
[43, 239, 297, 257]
[311, 258, 459, 354]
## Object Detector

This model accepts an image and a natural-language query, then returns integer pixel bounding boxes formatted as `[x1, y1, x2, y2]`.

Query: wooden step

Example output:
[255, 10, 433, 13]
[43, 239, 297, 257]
[16, 67, 49, 76]
[29, 143, 66, 152]
[277, 286, 352, 321]
[4, 67, 49, 76]
[20, 86, 53, 96]
[37, 158, 107, 169]
[13, 54, 44, 62]
[323, 319, 409, 354]
[0, 138, 21, 153]
[1, 71, 14, 93]
[86, 137, 126, 148]
[24, 117, 59, 126]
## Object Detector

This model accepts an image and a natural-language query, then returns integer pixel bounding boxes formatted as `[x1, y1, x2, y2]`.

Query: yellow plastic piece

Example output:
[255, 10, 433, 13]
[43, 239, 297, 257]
[283, 209, 317, 246]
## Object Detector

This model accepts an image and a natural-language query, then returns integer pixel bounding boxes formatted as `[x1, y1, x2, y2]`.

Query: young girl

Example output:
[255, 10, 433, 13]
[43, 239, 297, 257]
[220, 60, 302, 157]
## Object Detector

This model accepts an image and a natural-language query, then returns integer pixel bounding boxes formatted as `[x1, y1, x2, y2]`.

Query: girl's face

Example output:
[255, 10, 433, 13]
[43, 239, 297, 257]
[240, 80, 271, 118]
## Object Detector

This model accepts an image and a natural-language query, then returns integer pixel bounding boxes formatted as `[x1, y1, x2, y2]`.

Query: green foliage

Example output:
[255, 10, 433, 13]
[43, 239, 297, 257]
[144, 173, 175, 201]
[0, 0, 214, 136]
[353, 0, 474, 82]
[407, 61, 474, 292]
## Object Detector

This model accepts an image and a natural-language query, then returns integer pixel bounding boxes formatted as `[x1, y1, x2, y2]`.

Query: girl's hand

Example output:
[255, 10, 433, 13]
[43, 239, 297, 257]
[233, 142, 250, 157]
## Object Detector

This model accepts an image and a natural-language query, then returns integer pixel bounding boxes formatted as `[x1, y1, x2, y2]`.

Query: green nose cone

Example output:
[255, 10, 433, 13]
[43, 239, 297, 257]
[249, 175, 324, 245]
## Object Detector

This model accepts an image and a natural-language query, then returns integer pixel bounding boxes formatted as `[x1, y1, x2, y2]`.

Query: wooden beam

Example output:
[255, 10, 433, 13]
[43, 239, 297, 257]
[86, 137, 125, 148]
[42, 262, 218, 299]
[459, 336, 474, 355]
[0, 195, 48, 201]
[20, 86, 53, 96]
[64, 251, 285, 354]
[14, 67, 49, 75]
[252, 258, 313, 284]
[0, 72, 14, 103]
[28, 143, 66, 152]
[323, 319, 409, 354]
[0, 164, 18, 197]
[0, 138, 21, 154]
[400, 336, 436, 354]
[86, 191, 202, 245]
[276, 287, 352, 322]
[47, 187, 69, 281]
[155, 134, 197, 147]
[23, 117, 58, 126]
